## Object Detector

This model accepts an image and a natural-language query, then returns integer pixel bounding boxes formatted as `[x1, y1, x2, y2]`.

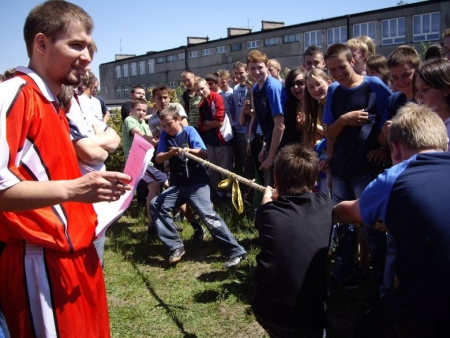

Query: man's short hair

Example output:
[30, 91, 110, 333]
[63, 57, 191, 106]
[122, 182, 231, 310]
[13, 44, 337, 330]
[324, 44, 352, 62]
[304, 45, 323, 57]
[388, 102, 448, 152]
[274, 144, 318, 195]
[159, 106, 180, 120]
[246, 50, 268, 65]
[386, 45, 421, 69]
[357, 36, 375, 55]
[131, 84, 144, 94]
[267, 59, 281, 70]
[24, 0, 94, 57]
[233, 61, 247, 70]
[367, 54, 390, 86]
[218, 69, 231, 79]
[346, 38, 369, 55]
[194, 78, 206, 87]
[181, 69, 194, 78]
[152, 85, 169, 97]
[205, 72, 220, 84]
[82, 71, 97, 87]
[131, 98, 148, 109]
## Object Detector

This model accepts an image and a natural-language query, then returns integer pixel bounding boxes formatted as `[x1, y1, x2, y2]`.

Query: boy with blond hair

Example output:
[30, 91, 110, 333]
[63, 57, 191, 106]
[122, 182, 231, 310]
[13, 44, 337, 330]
[334, 103, 450, 337]
[267, 58, 285, 85]
[247, 50, 288, 186]
[346, 38, 369, 75]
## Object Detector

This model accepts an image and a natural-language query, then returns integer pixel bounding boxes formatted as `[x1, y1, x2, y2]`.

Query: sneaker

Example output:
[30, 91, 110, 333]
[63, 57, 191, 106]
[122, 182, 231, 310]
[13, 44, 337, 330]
[223, 253, 246, 269]
[173, 222, 184, 232]
[191, 227, 205, 242]
[168, 247, 185, 265]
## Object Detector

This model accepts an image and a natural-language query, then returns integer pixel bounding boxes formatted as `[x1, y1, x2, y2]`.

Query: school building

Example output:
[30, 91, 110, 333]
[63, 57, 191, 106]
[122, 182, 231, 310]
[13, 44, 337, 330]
[99, 0, 449, 104]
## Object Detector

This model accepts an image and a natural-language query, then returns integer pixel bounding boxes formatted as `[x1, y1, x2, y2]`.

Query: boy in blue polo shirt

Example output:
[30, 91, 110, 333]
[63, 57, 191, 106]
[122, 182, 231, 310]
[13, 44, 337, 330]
[323, 43, 391, 287]
[150, 106, 246, 268]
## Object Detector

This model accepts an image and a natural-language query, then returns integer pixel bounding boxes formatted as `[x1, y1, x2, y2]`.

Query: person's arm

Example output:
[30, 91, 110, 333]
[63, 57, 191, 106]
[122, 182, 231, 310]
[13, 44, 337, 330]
[202, 119, 221, 131]
[333, 200, 362, 224]
[260, 114, 284, 170]
[73, 137, 109, 165]
[203, 94, 224, 131]
[130, 126, 154, 144]
[182, 146, 206, 159]
[91, 126, 121, 153]
[0, 171, 132, 212]
[102, 110, 110, 123]
[325, 110, 369, 139]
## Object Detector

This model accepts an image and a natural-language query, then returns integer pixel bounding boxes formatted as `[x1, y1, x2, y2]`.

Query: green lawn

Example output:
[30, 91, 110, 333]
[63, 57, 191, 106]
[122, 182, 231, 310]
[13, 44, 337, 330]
[103, 200, 378, 337]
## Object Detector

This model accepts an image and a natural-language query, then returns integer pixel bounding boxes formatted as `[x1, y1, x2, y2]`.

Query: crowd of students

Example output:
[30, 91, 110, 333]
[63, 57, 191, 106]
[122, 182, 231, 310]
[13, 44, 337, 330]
[1, 0, 450, 336]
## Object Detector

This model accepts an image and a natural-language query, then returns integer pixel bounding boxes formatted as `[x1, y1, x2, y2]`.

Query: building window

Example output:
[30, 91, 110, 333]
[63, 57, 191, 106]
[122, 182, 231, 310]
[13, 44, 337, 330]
[230, 43, 242, 52]
[215, 46, 226, 54]
[122, 64, 128, 77]
[353, 22, 376, 42]
[327, 26, 347, 46]
[167, 81, 177, 88]
[247, 40, 260, 49]
[283, 34, 299, 44]
[114, 65, 121, 78]
[188, 50, 199, 58]
[177, 53, 185, 60]
[139, 61, 145, 75]
[264, 37, 279, 46]
[381, 17, 405, 45]
[115, 87, 122, 99]
[413, 12, 440, 42]
[147, 59, 155, 74]
[202, 48, 213, 56]
[156, 57, 165, 64]
[304, 30, 322, 49]
[166, 55, 176, 62]
[130, 62, 137, 76]
[123, 86, 130, 99]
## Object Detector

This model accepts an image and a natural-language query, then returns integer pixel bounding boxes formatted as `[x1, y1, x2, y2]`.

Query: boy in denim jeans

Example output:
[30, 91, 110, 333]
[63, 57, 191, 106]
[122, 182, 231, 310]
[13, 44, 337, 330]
[150, 107, 246, 268]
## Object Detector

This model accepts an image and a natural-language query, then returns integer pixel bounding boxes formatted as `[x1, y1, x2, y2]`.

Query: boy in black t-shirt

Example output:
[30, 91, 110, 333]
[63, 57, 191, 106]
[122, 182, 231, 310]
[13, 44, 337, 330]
[253, 144, 333, 337]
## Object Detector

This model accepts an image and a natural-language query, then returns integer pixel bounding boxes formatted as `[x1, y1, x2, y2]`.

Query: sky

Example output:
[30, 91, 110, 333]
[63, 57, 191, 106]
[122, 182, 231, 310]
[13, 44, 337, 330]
[0, 0, 425, 80]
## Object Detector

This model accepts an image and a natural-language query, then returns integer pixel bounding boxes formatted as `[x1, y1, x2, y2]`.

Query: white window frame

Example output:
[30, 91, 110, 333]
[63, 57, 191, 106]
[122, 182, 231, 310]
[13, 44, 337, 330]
[122, 64, 128, 77]
[115, 87, 122, 99]
[201, 48, 213, 56]
[304, 30, 322, 50]
[381, 17, 405, 46]
[264, 37, 279, 46]
[247, 40, 260, 49]
[147, 59, 155, 74]
[139, 61, 145, 75]
[177, 53, 185, 60]
[413, 12, 440, 42]
[130, 62, 137, 76]
[283, 34, 299, 44]
[114, 65, 121, 78]
[215, 46, 226, 54]
[188, 50, 199, 58]
[353, 22, 376, 42]
[167, 81, 177, 88]
[166, 55, 176, 62]
[122, 86, 130, 98]
[327, 26, 347, 47]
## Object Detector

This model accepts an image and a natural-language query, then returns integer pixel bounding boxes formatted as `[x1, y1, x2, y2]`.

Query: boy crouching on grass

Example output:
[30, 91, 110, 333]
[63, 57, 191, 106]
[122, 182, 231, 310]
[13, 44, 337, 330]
[252, 144, 333, 337]
[150, 106, 247, 268]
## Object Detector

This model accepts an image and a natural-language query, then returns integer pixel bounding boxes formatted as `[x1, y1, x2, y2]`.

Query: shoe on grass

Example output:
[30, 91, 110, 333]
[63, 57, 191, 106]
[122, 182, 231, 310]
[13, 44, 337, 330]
[223, 253, 246, 269]
[168, 247, 185, 265]
[174, 222, 184, 232]
[191, 227, 205, 242]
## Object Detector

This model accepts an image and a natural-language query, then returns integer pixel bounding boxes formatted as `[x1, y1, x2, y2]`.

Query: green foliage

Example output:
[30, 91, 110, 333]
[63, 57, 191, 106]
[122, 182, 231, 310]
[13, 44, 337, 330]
[105, 109, 125, 172]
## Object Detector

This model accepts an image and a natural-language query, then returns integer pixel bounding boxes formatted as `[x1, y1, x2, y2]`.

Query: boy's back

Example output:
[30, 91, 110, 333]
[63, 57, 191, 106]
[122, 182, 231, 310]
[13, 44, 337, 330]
[253, 192, 332, 327]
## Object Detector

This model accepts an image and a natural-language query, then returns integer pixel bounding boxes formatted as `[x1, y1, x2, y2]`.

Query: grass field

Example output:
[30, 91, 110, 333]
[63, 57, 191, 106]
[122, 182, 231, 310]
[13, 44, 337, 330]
[103, 199, 379, 338]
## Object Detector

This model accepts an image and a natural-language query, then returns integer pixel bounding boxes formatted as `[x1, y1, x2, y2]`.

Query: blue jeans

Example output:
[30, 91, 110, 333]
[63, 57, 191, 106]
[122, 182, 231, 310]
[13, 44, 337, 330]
[331, 171, 378, 282]
[150, 183, 246, 259]
[0, 309, 10, 338]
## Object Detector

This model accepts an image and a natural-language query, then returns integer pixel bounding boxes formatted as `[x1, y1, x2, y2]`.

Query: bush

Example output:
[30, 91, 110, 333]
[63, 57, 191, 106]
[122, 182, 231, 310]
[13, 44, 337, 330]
[105, 109, 125, 172]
